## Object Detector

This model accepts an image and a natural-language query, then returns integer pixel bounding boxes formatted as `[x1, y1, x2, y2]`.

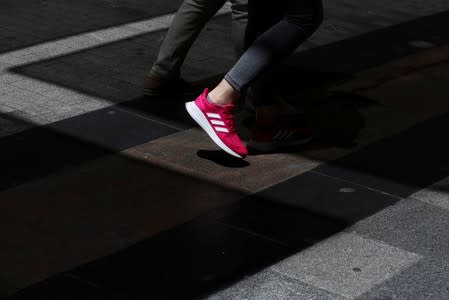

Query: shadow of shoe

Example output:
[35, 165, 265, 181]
[197, 150, 250, 168]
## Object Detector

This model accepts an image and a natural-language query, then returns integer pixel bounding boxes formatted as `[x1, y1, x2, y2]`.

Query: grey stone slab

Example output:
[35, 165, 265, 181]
[87, 26, 138, 43]
[37, 112, 79, 124]
[11, 111, 50, 125]
[0, 115, 32, 138]
[0, 74, 25, 84]
[271, 233, 422, 299]
[257, 171, 398, 223]
[42, 87, 100, 104]
[9, 78, 63, 94]
[0, 0, 182, 54]
[40, 103, 85, 115]
[47, 106, 178, 151]
[0, 89, 50, 110]
[79, 101, 110, 112]
[13, 103, 53, 117]
[0, 55, 29, 66]
[313, 112, 449, 199]
[411, 176, 449, 211]
[7, 275, 124, 300]
[358, 256, 449, 300]
[0, 83, 18, 96]
[350, 198, 449, 258]
[207, 270, 346, 300]
[0, 105, 15, 113]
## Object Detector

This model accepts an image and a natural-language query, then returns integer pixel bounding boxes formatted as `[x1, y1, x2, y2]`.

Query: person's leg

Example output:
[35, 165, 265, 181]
[187, 0, 323, 157]
[150, 0, 227, 79]
[208, 0, 322, 128]
[230, 0, 249, 57]
[246, 0, 322, 149]
[216, 0, 323, 102]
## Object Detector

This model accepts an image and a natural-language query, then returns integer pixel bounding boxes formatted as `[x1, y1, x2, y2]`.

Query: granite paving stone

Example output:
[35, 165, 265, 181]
[0, 0, 183, 54]
[0, 104, 15, 113]
[206, 270, 346, 300]
[1, 0, 448, 137]
[203, 194, 348, 247]
[0, 115, 32, 138]
[2, 0, 449, 299]
[349, 198, 449, 258]
[0, 74, 24, 85]
[270, 232, 422, 299]
[410, 176, 449, 211]
[69, 218, 288, 300]
[357, 256, 449, 300]
[256, 171, 399, 223]
[0, 83, 17, 96]
[48, 106, 179, 151]
[11, 111, 51, 125]
[0, 154, 244, 296]
[125, 128, 320, 193]
[7, 275, 128, 300]
[9, 78, 65, 95]
[0, 55, 28, 67]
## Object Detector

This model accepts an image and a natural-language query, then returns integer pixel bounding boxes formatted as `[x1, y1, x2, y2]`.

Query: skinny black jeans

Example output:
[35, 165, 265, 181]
[224, 0, 323, 106]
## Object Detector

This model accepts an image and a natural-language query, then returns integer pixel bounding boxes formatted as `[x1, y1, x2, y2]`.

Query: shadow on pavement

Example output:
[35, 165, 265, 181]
[3, 9, 449, 300]
[197, 149, 251, 167]
[0, 0, 182, 54]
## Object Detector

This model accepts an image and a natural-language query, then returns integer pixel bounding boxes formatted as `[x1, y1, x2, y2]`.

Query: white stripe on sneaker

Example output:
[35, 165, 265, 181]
[185, 101, 242, 158]
[211, 120, 225, 126]
[207, 113, 221, 119]
[274, 130, 285, 140]
[215, 126, 229, 133]
[281, 131, 293, 140]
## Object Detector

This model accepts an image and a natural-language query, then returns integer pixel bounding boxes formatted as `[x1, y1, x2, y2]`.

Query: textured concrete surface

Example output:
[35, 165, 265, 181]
[125, 129, 320, 193]
[271, 233, 422, 298]
[411, 176, 449, 211]
[0, 154, 243, 295]
[345, 191, 449, 299]
[2, 0, 449, 137]
[2, 0, 449, 299]
[206, 270, 346, 300]
[359, 256, 449, 300]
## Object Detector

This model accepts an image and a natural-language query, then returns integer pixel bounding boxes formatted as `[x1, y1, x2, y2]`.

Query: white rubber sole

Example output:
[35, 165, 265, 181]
[185, 101, 243, 158]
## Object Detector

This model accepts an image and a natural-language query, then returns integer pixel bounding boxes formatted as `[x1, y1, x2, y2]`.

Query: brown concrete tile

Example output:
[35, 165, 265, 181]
[124, 130, 320, 194]
[127, 45, 449, 192]
[0, 153, 243, 296]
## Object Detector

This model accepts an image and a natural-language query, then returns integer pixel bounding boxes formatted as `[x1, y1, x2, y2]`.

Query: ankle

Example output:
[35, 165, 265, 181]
[208, 80, 240, 105]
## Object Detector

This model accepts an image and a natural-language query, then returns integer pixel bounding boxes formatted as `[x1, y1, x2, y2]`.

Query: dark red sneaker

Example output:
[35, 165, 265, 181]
[248, 116, 312, 152]
[185, 89, 248, 158]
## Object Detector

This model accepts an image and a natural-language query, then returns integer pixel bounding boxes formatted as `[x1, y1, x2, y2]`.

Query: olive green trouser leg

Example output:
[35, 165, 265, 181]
[150, 0, 249, 79]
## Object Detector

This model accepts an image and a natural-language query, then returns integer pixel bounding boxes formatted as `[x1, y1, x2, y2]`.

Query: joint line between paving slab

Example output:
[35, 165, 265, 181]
[0, 4, 232, 137]
[215, 220, 290, 247]
[115, 106, 187, 131]
[0, 3, 231, 68]
[64, 273, 132, 299]
[310, 170, 403, 200]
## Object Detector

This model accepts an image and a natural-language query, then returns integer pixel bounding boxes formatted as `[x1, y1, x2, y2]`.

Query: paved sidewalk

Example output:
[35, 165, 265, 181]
[1, 0, 449, 299]
[1, 0, 449, 136]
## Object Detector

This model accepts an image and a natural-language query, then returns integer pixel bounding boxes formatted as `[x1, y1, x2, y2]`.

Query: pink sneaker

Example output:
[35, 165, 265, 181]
[185, 89, 248, 158]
